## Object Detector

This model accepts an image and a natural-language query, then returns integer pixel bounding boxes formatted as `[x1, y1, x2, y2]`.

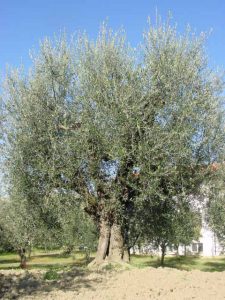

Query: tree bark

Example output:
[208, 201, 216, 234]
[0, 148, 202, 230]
[27, 240, 32, 259]
[160, 243, 166, 267]
[18, 248, 27, 269]
[89, 218, 128, 266]
[63, 245, 74, 255]
[94, 217, 111, 265]
[107, 223, 124, 262]
[123, 246, 130, 262]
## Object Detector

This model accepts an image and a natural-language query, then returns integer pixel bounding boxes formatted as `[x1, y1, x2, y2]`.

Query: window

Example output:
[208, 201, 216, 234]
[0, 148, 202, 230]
[192, 242, 203, 253]
[192, 243, 197, 252]
[198, 243, 203, 252]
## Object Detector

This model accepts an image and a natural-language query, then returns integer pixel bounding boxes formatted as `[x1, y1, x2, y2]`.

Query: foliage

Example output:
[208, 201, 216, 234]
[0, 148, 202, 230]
[207, 167, 225, 246]
[43, 268, 60, 281]
[0, 18, 224, 261]
[0, 196, 97, 256]
[139, 196, 201, 265]
[0, 198, 40, 252]
[173, 201, 201, 247]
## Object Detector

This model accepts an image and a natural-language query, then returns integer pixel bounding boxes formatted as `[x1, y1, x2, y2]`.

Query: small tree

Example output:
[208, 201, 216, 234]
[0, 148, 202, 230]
[140, 196, 201, 266]
[0, 198, 41, 268]
[174, 201, 201, 255]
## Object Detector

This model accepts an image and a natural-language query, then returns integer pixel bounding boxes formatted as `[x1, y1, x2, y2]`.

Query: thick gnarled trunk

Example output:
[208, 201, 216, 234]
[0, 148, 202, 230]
[94, 218, 111, 264]
[108, 223, 124, 262]
[89, 217, 129, 266]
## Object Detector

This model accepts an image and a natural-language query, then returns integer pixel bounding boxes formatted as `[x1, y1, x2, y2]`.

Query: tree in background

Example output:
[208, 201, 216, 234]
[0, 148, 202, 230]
[0, 198, 41, 268]
[140, 196, 201, 266]
[43, 191, 98, 255]
[173, 201, 202, 255]
[0, 193, 97, 267]
[207, 167, 225, 249]
[1, 18, 224, 266]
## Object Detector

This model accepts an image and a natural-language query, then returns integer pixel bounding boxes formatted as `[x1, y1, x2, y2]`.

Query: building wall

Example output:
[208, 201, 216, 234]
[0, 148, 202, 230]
[199, 220, 223, 256]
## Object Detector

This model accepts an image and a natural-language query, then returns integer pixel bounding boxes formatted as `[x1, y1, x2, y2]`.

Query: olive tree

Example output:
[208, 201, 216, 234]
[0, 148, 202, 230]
[140, 196, 201, 266]
[45, 191, 97, 254]
[1, 19, 224, 266]
[207, 167, 225, 248]
[0, 197, 42, 267]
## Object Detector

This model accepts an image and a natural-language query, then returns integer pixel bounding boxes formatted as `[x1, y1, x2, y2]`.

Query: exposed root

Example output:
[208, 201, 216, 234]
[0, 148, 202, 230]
[88, 258, 131, 271]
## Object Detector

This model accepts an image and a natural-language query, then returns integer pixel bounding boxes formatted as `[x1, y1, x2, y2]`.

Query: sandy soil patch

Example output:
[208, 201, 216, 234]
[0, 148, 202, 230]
[1, 267, 225, 299]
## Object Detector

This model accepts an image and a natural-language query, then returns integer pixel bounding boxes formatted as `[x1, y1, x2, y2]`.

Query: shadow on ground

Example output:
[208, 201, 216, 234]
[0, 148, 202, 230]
[0, 259, 20, 264]
[0, 252, 92, 270]
[131, 255, 225, 272]
[164, 256, 199, 270]
[131, 255, 199, 270]
[201, 260, 225, 272]
[0, 266, 103, 300]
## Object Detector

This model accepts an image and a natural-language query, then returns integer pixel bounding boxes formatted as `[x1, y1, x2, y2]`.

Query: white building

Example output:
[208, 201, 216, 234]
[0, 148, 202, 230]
[176, 208, 224, 257]
[175, 191, 224, 257]
[176, 226, 223, 257]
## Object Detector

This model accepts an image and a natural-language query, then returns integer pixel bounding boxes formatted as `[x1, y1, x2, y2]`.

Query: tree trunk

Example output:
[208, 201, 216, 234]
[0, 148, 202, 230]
[108, 223, 124, 262]
[89, 218, 128, 266]
[18, 248, 27, 269]
[123, 246, 130, 262]
[94, 217, 111, 265]
[27, 241, 32, 259]
[64, 245, 74, 255]
[137, 242, 141, 254]
[160, 243, 166, 267]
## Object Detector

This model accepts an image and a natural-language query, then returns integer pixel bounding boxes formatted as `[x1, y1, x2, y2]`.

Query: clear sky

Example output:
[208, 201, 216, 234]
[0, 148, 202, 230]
[1, 0, 225, 77]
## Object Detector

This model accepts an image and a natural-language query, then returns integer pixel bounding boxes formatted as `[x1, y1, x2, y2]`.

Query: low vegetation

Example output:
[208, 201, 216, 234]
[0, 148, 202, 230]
[131, 254, 225, 272]
[0, 249, 94, 270]
[1, 250, 225, 272]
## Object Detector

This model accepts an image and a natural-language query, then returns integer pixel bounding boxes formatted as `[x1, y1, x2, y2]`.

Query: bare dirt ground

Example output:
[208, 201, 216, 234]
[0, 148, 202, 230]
[1, 267, 225, 300]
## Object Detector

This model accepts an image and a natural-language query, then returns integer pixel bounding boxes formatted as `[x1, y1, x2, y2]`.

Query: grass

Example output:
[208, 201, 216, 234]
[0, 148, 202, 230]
[0, 249, 95, 270]
[130, 254, 225, 272]
[1, 250, 225, 272]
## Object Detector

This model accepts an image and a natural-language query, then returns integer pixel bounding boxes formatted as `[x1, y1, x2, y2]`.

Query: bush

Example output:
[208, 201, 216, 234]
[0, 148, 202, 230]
[43, 269, 60, 281]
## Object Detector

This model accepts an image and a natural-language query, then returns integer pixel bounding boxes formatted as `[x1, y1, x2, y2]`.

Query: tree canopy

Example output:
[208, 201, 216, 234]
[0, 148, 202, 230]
[1, 19, 224, 265]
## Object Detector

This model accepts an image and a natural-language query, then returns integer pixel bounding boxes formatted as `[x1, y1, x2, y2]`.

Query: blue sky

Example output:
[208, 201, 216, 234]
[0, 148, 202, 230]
[1, 0, 225, 78]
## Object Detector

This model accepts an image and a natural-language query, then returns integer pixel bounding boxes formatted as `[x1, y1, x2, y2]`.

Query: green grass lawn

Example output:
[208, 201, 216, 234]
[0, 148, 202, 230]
[1, 250, 225, 272]
[0, 249, 95, 270]
[130, 254, 225, 272]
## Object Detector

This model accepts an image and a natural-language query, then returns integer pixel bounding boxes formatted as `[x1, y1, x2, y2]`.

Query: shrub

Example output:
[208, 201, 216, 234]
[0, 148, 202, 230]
[43, 269, 60, 281]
